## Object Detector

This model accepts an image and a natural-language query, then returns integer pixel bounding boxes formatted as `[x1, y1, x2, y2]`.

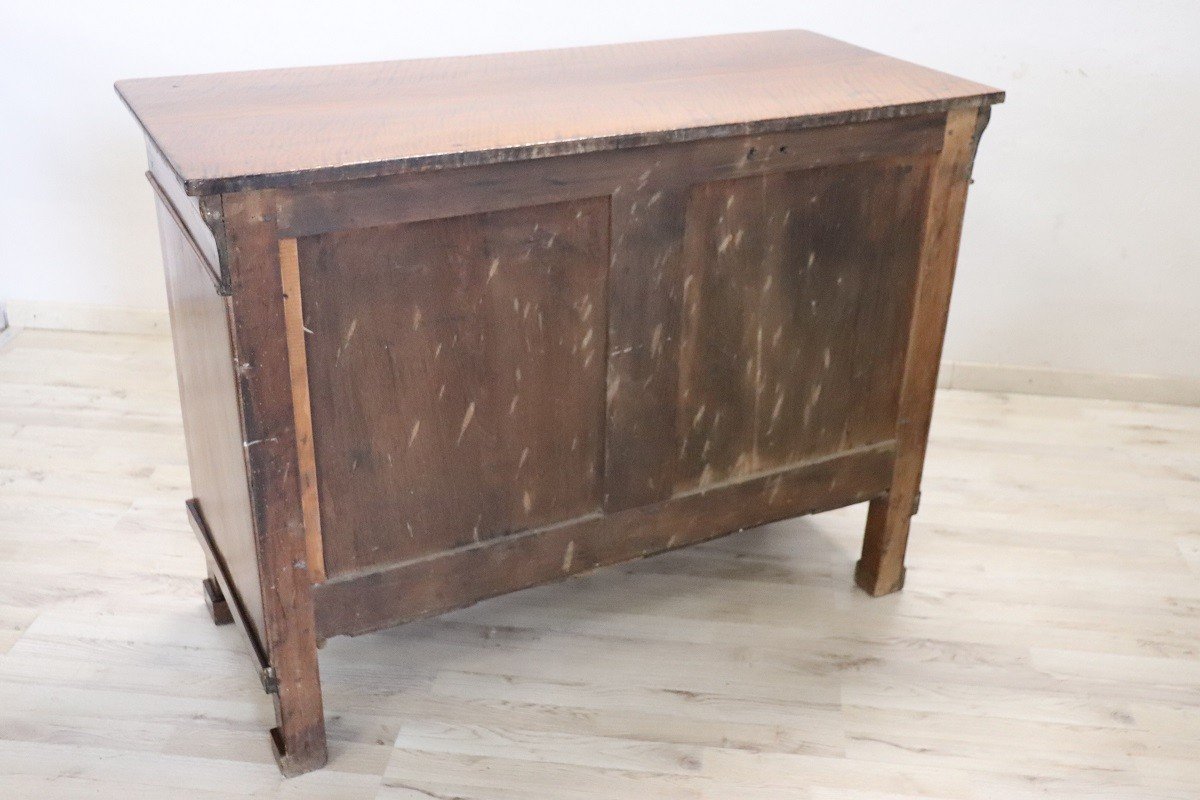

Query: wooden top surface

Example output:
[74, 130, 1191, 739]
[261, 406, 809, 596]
[116, 30, 1003, 196]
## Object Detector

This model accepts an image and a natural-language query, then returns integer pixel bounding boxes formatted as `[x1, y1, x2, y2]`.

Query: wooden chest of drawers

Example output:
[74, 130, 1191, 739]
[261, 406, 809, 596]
[117, 30, 1002, 775]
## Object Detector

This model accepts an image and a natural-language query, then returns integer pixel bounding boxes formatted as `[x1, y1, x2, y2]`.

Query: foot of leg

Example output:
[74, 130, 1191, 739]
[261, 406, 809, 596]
[269, 679, 328, 777]
[202, 577, 234, 625]
[855, 492, 914, 596]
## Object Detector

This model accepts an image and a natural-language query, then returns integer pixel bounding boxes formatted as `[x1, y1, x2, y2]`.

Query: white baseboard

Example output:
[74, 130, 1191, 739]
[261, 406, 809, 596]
[939, 361, 1200, 407]
[4, 300, 171, 336]
[4, 300, 1198, 407]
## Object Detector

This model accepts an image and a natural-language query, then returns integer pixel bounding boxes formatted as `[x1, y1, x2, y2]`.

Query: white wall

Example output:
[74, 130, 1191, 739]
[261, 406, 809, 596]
[2, 1, 1197, 379]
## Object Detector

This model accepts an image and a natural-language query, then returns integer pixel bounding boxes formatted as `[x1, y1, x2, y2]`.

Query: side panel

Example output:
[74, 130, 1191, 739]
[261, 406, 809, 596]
[154, 192, 265, 640]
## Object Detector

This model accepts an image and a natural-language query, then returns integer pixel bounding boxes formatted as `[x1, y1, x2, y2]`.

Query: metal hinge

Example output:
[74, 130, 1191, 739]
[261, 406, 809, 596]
[911, 490, 922, 517]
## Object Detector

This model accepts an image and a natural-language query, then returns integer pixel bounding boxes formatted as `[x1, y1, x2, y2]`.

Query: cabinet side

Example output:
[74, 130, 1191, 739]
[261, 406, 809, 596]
[150, 156, 267, 641]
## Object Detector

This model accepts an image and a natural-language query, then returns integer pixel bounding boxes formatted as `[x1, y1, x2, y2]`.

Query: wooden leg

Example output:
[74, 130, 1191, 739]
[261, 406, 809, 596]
[855, 106, 991, 596]
[201, 575, 234, 625]
[222, 190, 328, 777]
[268, 661, 328, 777]
[189, 501, 327, 776]
[855, 492, 914, 596]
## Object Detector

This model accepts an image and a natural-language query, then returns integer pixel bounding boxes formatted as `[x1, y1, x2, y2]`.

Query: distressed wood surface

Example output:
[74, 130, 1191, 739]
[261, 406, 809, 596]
[674, 155, 931, 493]
[274, 113, 945, 239]
[4, 330, 1200, 798]
[137, 106, 996, 779]
[602, 159, 690, 511]
[313, 442, 894, 639]
[115, 30, 1001, 194]
[265, 116, 948, 605]
[298, 199, 610, 577]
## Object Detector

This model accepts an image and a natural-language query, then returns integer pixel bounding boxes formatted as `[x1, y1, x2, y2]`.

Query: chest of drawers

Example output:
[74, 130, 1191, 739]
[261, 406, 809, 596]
[118, 30, 1002, 775]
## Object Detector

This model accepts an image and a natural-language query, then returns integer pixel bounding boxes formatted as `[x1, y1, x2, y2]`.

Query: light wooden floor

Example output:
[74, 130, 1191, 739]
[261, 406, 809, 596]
[0, 328, 1198, 799]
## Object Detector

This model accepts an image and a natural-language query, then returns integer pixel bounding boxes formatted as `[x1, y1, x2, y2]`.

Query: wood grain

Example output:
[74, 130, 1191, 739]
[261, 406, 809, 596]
[297, 199, 610, 577]
[115, 30, 1002, 194]
[602, 156, 690, 511]
[280, 114, 947, 581]
[274, 112, 945, 239]
[152, 179, 265, 642]
[674, 155, 932, 492]
[313, 441, 894, 639]
[278, 238, 325, 583]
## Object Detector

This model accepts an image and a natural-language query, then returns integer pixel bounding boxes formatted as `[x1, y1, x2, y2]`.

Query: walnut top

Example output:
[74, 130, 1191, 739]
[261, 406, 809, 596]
[117, 30, 1003, 196]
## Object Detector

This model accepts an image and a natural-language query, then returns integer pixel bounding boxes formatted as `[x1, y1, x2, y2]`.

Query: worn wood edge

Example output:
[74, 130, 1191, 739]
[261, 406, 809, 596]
[278, 238, 326, 582]
[268, 726, 328, 778]
[894, 104, 983, 462]
[186, 499, 279, 693]
[176, 95, 1004, 197]
[276, 112, 946, 239]
[147, 140, 227, 270]
[146, 172, 228, 294]
[856, 493, 910, 597]
[313, 441, 895, 640]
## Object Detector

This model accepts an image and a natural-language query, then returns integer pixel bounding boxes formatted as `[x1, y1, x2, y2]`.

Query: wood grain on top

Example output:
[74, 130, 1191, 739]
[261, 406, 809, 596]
[116, 30, 1003, 195]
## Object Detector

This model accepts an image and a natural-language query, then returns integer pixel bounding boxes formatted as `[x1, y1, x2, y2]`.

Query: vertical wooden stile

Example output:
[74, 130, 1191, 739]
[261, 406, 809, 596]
[278, 238, 326, 583]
